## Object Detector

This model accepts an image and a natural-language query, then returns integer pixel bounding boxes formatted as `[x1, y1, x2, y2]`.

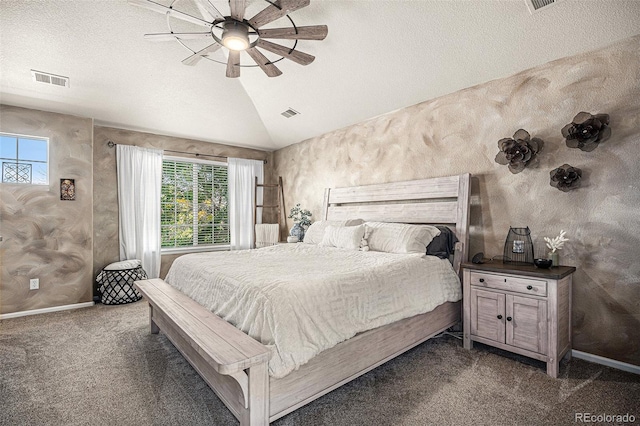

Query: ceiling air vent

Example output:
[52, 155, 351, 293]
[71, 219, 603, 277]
[31, 70, 70, 88]
[525, 0, 563, 14]
[281, 108, 300, 118]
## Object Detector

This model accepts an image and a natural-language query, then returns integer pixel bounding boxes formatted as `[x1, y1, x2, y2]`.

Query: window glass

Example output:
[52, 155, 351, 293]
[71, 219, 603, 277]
[31, 163, 49, 184]
[19, 138, 48, 162]
[0, 136, 17, 159]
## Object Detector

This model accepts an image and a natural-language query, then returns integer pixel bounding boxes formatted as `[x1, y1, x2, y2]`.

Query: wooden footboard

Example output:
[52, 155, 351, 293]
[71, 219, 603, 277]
[268, 300, 461, 420]
[135, 279, 271, 426]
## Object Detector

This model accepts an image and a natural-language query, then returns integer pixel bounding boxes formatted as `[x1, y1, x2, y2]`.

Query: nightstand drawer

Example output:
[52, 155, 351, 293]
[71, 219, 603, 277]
[469, 271, 547, 296]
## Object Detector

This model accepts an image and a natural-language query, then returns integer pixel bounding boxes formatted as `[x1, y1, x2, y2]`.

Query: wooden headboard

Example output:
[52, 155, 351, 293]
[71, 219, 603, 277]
[322, 173, 471, 270]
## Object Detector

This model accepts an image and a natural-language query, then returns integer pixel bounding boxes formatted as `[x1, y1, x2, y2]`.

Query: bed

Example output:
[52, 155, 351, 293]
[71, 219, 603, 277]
[135, 173, 471, 425]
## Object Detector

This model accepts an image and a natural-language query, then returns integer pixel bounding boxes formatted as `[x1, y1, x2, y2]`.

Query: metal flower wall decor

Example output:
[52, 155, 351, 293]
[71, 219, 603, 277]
[495, 129, 544, 174]
[493, 111, 612, 192]
[561, 112, 611, 152]
[550, 164, 582, 192]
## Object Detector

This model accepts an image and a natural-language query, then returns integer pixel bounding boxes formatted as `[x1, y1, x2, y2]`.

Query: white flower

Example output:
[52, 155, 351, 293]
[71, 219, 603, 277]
[544, 230, 569, 253]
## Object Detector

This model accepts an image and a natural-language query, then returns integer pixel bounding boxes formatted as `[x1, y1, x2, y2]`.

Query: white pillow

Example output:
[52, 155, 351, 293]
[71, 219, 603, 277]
[320, 224, 366, 250]
[303, 219, 364, 244]
[365, 222, 441, 254]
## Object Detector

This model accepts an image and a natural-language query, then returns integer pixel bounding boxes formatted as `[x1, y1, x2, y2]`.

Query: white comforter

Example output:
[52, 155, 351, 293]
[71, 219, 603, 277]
[165, 244, 462, 378]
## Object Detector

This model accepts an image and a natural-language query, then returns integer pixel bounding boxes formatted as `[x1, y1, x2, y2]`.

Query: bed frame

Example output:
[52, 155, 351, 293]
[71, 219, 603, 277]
[135, 173, 471, 425]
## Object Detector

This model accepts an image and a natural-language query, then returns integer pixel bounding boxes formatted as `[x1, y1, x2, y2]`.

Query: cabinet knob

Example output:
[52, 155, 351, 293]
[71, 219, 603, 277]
[479, 278, 485, 283]
[497, 315, 503, 320]
[506, 316, 512, 322]
[527, 285, 533, 290]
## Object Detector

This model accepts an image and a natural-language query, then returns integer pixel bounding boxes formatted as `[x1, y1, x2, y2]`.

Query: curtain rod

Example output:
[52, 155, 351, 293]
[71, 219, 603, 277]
[106, 140, 267, 164]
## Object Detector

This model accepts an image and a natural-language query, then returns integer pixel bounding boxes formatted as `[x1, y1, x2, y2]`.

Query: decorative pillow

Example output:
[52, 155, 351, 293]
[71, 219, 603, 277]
[303, 219, 364, 245]
[365, 222, 441, 254]
[320, 224, 366, 250]
[426, 226, 459, 259]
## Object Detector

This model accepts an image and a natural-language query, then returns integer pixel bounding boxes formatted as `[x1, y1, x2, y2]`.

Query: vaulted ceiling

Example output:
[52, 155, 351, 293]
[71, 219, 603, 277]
[1, 0, 639, 151]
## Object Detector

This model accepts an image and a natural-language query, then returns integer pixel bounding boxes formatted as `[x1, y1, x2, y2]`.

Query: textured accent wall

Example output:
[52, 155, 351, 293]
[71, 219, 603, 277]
[273, 35, 640, 366]
[0, 105, 94, 314]
[92, 126, 273, 289]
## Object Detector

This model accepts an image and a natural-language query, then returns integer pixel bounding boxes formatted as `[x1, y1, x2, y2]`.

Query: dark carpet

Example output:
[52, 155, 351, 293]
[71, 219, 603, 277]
[1, 301, 638, 426]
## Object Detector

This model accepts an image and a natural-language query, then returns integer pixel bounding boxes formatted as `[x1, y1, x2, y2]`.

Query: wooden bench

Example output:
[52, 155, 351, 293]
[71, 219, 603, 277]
[135, 279, 272, 425]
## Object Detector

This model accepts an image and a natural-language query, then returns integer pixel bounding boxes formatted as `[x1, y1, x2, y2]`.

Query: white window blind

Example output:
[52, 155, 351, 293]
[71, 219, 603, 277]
[161, 158, 229, 250]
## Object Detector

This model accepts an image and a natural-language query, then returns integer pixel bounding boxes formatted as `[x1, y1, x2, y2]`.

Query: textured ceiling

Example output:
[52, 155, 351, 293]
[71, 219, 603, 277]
[1, 0, 639, 151]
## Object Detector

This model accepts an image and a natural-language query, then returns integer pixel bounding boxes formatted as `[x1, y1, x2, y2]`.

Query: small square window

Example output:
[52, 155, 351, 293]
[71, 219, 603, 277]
[0, 133, 49, 185]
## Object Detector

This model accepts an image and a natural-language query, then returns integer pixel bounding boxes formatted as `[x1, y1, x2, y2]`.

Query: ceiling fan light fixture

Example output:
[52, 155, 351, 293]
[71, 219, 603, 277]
[134, 0, 328, 78]
[222, 23, 250, 51]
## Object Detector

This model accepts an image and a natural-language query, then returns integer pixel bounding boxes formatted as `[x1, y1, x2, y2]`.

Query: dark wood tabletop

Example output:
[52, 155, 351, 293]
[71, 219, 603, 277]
[462, 261, 576, 279]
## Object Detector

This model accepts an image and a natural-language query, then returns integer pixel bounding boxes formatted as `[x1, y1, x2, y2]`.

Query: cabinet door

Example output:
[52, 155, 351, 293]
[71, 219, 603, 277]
[506, 295, 548, 355]
[470, 288, 505, 343]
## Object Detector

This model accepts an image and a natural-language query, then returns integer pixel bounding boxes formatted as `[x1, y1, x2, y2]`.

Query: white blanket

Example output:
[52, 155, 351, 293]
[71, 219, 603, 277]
[165, 244, 461, 378]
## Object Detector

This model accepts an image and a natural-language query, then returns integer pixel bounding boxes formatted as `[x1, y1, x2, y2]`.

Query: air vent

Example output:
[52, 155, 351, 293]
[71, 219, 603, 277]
[525, 0, 563, 14]
[31, 70, 70, 88]
[281, 108, 300, 118]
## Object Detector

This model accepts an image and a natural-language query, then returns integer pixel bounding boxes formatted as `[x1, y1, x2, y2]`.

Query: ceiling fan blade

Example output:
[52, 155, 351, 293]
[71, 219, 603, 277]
[129, 0, 212, 28]
[226, 50, 241, 78]
[248, 0, 310, 28]
[229, 0, 247, 21]
[246, 47, 282, 77]
[193, 0, 224, 22]
[256, 39, 314, 66]
[144, 32, 213, 42]
[258, 25, 328, 41]
[182, 43, 221, 66]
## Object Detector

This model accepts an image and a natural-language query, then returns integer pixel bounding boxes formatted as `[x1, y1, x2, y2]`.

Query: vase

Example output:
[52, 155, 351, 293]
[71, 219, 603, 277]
[550, 251, 559, 267]
[290, 223, 305, 242]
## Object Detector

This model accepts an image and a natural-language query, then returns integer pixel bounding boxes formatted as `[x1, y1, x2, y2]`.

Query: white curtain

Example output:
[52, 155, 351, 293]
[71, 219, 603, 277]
[116, 144, 163, 278]
[228, 158, 264, 250]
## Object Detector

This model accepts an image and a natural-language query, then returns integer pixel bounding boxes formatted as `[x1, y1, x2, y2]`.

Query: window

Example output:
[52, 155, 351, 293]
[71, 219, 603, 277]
[161, 157, 229, 250]
[0, 133, 49, 185]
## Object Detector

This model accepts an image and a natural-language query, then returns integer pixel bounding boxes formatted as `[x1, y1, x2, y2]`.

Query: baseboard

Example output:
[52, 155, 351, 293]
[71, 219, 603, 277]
[572, 350, 640, 375]
[0, 302, 95, 320]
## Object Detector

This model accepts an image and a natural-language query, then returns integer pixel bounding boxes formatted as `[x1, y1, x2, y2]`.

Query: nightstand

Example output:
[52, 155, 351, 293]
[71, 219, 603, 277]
[462, 262, 576, 378]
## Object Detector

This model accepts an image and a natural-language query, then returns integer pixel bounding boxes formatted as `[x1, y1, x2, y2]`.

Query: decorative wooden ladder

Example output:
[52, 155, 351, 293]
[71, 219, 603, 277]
[254, 176, 285, 247]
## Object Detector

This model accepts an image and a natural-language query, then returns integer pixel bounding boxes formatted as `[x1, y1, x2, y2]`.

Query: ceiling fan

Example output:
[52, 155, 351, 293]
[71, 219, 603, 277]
[129, 0, 328, 78]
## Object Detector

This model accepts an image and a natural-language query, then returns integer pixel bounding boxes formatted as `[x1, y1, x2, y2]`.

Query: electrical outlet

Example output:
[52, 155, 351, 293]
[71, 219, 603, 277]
[29, 278, 39, 290]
